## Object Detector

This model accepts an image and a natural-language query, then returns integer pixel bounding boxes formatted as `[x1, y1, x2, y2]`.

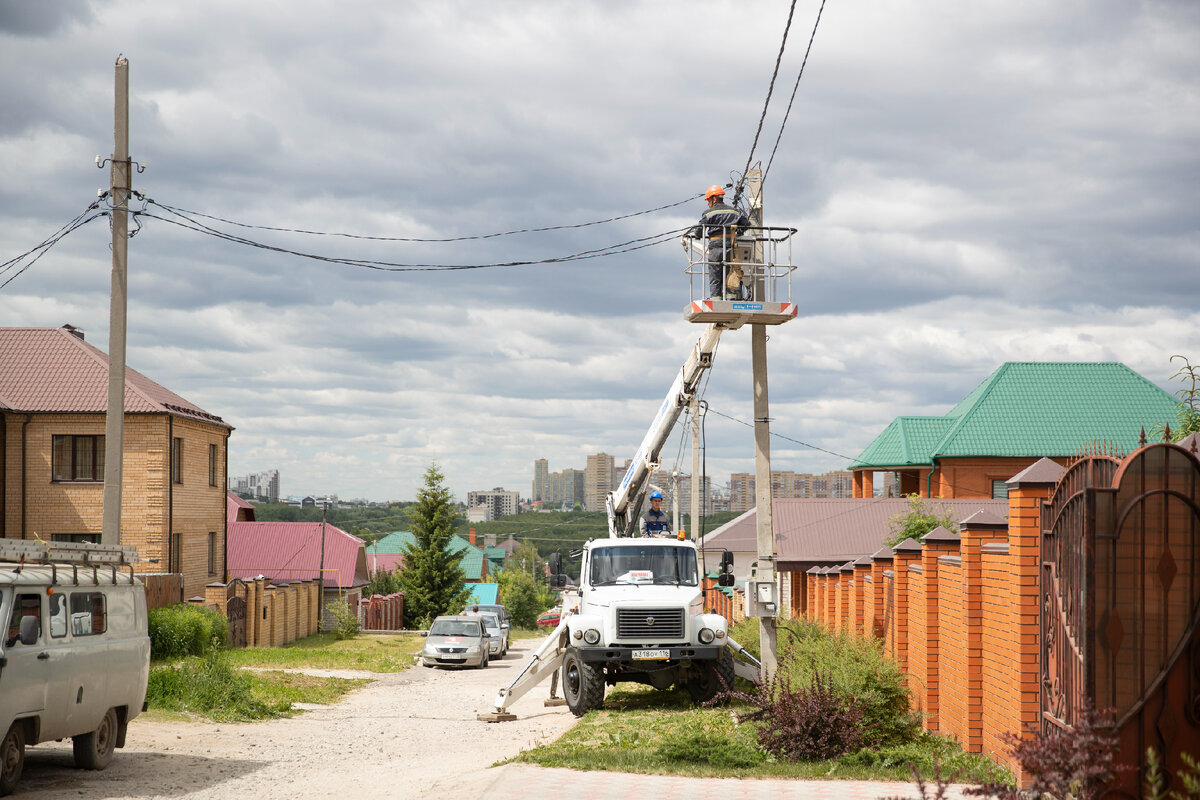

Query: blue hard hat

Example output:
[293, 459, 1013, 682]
[650, 491, 663, 500]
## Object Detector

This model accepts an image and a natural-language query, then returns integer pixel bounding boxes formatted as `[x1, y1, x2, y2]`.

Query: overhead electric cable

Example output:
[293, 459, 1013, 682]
[734, 0, 799, 204]
[0, 200, 107, 290]
[147, 194, 700, 244]
[762, 0, 828, 187]
[135, 203, 686, 271]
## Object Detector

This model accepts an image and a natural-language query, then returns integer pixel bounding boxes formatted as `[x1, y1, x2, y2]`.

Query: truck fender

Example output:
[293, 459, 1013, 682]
[694, 612, 728, 640]
[564, 614, 605, 645]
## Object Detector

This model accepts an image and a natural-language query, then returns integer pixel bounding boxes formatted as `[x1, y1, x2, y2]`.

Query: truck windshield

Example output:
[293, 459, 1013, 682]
[589, 546, 698, 586]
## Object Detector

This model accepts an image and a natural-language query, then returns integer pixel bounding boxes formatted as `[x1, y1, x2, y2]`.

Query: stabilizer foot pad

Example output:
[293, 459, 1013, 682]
[477, 712, 517, 722]
[543, 698, 566, 707]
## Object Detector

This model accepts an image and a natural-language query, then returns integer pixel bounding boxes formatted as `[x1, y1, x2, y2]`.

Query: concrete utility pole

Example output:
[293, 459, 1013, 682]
[102, 57, 130, 547]
[747, 169, 779, 678]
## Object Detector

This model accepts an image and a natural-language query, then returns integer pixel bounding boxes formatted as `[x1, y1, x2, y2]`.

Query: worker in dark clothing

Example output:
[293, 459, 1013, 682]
[691, 185, 751, 299]
[640, 490, 670, 537]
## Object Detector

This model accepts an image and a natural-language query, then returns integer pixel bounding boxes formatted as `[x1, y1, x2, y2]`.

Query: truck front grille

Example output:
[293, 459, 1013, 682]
[616, 608, 685, 640]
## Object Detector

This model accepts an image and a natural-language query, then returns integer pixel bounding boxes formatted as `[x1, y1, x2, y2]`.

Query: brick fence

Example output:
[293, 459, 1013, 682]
[804, 470, 1056, 778]
[189, 576, 322, 647]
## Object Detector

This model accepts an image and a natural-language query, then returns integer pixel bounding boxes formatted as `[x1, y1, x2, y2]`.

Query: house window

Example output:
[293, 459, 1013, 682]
[208, 531, 217, 575]
[171, 438, 183, 484]
[208, 444, 218, 487]
[991, 479, 1009, 499]
[51, 533, 96, 544]
[169, 533, 181, 573]
[51, 435, 105, 482]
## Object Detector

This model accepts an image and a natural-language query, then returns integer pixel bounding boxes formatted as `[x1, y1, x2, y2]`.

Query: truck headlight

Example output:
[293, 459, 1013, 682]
[583, 628, 601, 645]
[698, 627, 715, 644]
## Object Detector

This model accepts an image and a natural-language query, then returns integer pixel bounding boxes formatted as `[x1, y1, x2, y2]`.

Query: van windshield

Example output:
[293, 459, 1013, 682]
[589, 546, 698, 586]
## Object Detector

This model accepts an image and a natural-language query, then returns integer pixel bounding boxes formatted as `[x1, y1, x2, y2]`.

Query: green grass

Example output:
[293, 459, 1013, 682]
[145, 631, 419, 722]
[223, 631, 423, 672]
[510, 685, 1012, 784]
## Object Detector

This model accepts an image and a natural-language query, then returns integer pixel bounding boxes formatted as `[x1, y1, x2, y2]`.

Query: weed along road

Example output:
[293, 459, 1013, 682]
[11, 639, 578, 800]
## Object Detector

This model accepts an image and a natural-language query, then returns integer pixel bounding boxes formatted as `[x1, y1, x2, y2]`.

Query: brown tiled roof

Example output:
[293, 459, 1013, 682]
[0, 326, 229, 427]
[701, 497, 1009, 563]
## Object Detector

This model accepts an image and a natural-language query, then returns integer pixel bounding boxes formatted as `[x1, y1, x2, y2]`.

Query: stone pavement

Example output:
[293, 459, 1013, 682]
[481, 763, 976, 799]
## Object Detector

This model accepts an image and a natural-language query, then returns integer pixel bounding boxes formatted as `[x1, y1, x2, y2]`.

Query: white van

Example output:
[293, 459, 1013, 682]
[0, 540, 150, 796]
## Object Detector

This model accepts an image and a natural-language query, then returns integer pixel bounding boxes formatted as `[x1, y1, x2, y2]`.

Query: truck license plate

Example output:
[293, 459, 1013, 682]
[632, 649, 669, 660]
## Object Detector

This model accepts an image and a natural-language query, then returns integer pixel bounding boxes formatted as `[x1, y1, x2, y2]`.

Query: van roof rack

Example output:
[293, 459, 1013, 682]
[0, 539, 139, 567]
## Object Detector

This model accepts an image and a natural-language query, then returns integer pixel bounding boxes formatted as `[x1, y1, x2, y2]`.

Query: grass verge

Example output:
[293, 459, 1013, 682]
[510, 685, 1011, 783]
[223, 631, 423, 672]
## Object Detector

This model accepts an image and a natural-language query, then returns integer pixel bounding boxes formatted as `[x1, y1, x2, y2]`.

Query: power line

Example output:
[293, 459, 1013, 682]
[735, 0, 799, 205]
[136, 200, 687, 272]
[763, 0, 829, 187]
[0, 200, 108, 290]
[148, 194, 701, 243]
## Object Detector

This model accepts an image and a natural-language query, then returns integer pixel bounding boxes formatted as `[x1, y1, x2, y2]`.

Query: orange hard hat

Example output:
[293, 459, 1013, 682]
[704, 185, 725, 201]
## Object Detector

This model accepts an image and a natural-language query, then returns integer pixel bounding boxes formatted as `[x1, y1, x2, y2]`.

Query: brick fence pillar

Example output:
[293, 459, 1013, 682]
[852, 555, 871, 637]
[871, 546, 894, 640]
[891, 538, 922, 679]
[920, 525, 962, 733]
[959, 510, 1009, 754]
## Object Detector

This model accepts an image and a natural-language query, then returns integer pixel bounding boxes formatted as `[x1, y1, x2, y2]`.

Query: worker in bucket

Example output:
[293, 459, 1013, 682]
[690, 184, 750, 300]
[640, 491, 670, 537]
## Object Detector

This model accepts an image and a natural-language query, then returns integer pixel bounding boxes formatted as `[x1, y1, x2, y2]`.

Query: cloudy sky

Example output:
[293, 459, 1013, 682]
[2, 0, 1197, 503]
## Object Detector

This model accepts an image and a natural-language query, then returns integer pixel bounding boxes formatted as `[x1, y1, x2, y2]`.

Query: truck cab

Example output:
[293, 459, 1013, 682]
[556, 537, 734, 716]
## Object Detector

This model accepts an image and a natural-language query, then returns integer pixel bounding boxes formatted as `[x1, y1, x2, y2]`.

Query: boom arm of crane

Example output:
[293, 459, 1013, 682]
[606, 323, 725, 537]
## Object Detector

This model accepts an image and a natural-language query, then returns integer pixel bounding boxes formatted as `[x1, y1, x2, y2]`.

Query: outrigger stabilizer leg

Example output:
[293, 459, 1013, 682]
[726, 636, 763, 684]
[477, 620, 568, 722]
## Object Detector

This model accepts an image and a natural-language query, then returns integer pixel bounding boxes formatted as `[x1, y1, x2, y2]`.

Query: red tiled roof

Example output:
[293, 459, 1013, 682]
[227, 491, 256, 522]
[701, 497, 1010, 563]
[227, 521, 368, 588]
[0, 326, 229, 427]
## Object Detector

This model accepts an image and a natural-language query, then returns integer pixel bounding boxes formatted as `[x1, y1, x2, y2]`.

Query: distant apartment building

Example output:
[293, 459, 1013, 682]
[229, 468, 280, 503]
[729, 469, 855, 512]
[467, 488, 519, 519]
[584, 453, 615, 512]
[466, 505, 493, 523]
[661, 473, 712, 517]
[532, 458, 549, 502]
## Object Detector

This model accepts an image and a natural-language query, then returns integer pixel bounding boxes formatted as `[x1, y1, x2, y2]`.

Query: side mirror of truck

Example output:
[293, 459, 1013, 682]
[718, 550, 735, 587]
[548, 552, 567, 588]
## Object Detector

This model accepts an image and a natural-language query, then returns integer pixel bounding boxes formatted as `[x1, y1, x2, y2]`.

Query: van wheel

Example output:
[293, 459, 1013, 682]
[1, 723, 25, 796]
[73, 707, 117, 770]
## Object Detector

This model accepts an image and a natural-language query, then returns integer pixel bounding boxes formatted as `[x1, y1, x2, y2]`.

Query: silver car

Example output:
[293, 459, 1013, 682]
[467, 611, 508, 658]
[419, 616, 490, 668]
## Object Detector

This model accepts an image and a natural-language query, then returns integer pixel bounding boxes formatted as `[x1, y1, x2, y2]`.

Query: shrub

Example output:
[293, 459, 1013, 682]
[325, 600, 360, 639]
[1145, 749, 1200, 799]
[715, 666, 865, 761]
[148, 603, 228, 660]
[730, 617, 919, 748]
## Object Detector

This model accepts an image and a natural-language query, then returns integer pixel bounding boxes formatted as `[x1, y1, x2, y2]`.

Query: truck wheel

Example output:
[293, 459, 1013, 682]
[686, 646, 736, 704]
[73, 707, 118, 770]
[1, 723, 25, 796]
[562, 647, 604, 717]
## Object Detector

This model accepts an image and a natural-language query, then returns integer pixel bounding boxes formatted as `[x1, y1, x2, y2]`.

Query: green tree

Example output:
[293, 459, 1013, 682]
[397, 463, 472, 625]
[497, 569, 555, 628]
[885, 494, 959, 548]
[1159, 354, 1200, 442]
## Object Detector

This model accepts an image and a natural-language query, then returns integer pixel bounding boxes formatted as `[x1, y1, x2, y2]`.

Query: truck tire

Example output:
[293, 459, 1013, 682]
[73, 707, 117, 770]
[686, 646, 736, 704]
[562, 647, 604, 717]
[1, 723, 25, 796]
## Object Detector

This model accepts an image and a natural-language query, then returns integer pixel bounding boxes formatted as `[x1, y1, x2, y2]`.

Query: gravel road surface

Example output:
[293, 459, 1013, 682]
[12, 638, 576, 800]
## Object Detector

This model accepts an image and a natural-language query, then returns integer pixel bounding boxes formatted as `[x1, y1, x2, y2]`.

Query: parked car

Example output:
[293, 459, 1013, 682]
[536, 608, 561, 627]
[466, 611, 508, 657]
[419, 616, 490, 669]
[462, 603, 510, 628]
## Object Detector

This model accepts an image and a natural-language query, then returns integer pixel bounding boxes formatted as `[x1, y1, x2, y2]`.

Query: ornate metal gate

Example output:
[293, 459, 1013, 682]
[1041, 442, 1200, 796]
[227, 578, 248, 648]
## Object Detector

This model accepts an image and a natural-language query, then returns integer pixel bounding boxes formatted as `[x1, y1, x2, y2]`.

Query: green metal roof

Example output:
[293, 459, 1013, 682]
[371, 530, 485, 578]
[851, 362, 1177, 469]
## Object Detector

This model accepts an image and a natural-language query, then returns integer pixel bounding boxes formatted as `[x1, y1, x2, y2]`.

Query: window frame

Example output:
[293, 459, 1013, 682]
[171, 437, 183, 484]
[208, 443, 218, 487]
[51, 434, 106, 482]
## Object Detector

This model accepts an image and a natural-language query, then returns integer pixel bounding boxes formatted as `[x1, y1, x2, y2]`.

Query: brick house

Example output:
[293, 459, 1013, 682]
[0, 325, 232, 599]
[849, 361, 1179, 499]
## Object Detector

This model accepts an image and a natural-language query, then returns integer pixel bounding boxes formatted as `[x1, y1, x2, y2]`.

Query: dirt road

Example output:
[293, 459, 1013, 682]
[12, 639, 577, 800]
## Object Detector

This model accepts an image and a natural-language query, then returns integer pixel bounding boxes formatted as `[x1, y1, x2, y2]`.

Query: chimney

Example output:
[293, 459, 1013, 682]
[468, 528, 476, 546]
[62, 324, 85, 341]
[484, 533, 496, 548]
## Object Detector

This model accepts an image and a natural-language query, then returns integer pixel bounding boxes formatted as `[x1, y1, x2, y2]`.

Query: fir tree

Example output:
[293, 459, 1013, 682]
[398, 463, 471, 625]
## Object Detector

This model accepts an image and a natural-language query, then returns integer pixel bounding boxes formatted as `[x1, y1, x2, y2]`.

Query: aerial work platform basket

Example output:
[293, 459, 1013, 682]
[682, 225, 798, 329]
